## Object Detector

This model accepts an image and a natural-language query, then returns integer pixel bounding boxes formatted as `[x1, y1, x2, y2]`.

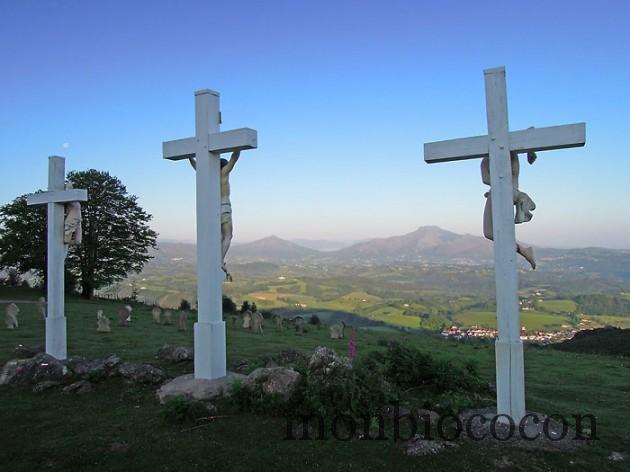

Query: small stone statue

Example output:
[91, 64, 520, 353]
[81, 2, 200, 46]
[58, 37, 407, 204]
[242, 310, 252, 329]
[152, 306, 162, 324]
[481, 150, 537, 269]
[63, 182, 82, 246]
[118, 305, 132, 327]
[5, 303, 19, 329]
[96, 310, 111, 333]
[177, 311, 188, 332]
[251, 311, 264, 334]
[163, 310, 173, 325]
[329, 321, 346, 340]
[294, 316, 304, 336]
[274, 314, 283, 331]
[37, 297, 47, 320]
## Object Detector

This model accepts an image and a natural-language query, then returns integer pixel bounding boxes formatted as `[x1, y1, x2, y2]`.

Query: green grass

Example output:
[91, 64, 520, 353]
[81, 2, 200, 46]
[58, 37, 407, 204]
[537, 299, 578, 313]
[1, 287, 629, 471]
[455, 310, 572, 331]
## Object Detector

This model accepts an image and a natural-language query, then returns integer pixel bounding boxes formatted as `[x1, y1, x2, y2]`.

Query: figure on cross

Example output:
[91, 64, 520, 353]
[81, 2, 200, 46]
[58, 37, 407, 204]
[189, 150, 240, 281]
[63, 181, 83, 247]
[481, 149, 537, 269]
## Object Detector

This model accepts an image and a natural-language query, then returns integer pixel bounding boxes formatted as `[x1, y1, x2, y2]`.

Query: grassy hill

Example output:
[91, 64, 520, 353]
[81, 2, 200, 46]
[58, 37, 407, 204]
[2, 288, 629, 470]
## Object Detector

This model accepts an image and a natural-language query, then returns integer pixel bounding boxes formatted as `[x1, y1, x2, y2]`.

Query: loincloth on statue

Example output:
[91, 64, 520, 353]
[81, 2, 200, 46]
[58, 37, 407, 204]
[483, 190, 536, 224]
[221, 197, 232, 225]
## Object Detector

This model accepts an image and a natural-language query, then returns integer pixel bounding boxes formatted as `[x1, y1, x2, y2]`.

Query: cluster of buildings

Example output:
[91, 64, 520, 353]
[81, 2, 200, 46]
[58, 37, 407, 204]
[440, 325, 579, 345]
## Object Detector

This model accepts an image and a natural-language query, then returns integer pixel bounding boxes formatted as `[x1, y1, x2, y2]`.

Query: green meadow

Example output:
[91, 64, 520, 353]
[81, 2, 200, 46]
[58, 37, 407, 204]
[1, 287, 629, 471]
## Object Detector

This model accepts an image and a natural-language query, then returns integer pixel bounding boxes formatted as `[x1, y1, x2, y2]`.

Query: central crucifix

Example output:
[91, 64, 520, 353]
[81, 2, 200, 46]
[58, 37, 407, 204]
[163, 89, 257, 380]
[424, 67, 585, 422]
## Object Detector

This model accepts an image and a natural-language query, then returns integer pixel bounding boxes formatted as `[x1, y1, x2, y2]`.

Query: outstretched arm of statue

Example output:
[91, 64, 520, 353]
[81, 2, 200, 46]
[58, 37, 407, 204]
[188, 157, 197, 170]
[223, 150, 240, 173]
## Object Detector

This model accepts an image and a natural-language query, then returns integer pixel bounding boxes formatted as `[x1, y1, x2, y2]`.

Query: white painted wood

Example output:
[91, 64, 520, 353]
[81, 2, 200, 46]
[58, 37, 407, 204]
[26, 189, 88, 205]
[484, 67, 526, 423]
[208, 128, 258, 154]
[163, 128, 258, 161]
[162, 137, 196, 161]
[422, 66, 586, 424]
[162, 89, 258, 380]
[424, 123, 585, 164]
[26, 156, 88, 360]
[424, 135, 488, 163]
[193, 89, 226, 380]
[508, 123, 585, 153]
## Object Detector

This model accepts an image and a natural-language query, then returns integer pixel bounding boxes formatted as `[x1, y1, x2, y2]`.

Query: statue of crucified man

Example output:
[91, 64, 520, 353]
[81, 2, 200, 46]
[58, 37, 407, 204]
[189, 150, 240, 281]
[481, 150, 537, 269]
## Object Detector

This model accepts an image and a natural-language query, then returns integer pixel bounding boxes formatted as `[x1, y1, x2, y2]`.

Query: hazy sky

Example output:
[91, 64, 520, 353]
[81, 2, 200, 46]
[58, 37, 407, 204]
[1, 0, 628, 248]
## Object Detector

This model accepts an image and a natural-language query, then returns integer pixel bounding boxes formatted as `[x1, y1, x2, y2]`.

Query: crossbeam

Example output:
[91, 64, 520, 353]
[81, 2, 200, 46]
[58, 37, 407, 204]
[424, 123, 585, 163]
[26, 189, 88, 206]
[163, 127, 258, 161]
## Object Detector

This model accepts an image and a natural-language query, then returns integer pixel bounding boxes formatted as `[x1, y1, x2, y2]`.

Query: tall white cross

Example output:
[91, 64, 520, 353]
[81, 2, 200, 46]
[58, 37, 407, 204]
[27, 156, 88, 360]
[423, 67, 585, 422]
[162, 89, 257, 380]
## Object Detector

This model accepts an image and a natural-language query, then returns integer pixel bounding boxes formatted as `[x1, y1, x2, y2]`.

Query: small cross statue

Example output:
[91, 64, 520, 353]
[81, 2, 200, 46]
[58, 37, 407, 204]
[423, 67, 585, 422]
[162, 89, 257, 380]
[27, 156, 88, 360]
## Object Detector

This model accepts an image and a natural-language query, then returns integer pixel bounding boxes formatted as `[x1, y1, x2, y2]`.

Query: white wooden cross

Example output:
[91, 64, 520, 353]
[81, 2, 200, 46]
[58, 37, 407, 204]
[423, 67, 585, 422]
[27, 156, 88, 360]
[162, 89, 257, 380]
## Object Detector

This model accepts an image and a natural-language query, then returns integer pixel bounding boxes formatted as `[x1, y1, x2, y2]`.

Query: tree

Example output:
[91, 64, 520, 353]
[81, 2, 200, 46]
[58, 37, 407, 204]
[0, 195, 46, 286]
[67, 170, 157, 298]
[0, 170, 158, 298]
[179, 299, 191, 311]
[222, 295, 237, 314]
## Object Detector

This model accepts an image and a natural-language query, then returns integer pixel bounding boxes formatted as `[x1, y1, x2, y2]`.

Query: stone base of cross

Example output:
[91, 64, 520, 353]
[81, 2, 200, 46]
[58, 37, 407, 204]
[27, 156, 88, 360]
[423, 67, 585, 422]
[163, 89, 257, 380]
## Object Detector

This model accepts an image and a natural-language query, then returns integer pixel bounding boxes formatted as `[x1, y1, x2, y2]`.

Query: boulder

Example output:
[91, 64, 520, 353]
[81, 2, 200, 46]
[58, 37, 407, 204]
[156, 345, 194, 363]
[64, 354, 122, 379]
[308, 346, 353, 373]
[15, 344, 45, 359]
[157, 372, 245, 404]
[0, 353, 72, 386]
[243, 367, 303, 402]
[118, 363, 167, 385]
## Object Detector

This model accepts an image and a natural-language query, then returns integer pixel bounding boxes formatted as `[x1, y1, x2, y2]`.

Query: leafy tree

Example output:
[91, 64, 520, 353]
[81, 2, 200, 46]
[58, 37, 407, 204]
[0, 195, 46, 286]
[67, 170, 157, 298]
[0, 170, 158, 298]
[309, 314, 321, 326]
[222, 295, 237, 314]
[240, 301, 251, 313]
[179, 299, 192, 311]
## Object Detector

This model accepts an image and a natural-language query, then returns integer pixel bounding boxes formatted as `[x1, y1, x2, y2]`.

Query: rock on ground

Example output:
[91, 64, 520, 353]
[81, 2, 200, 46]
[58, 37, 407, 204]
[157, 372, 245, 404]
[156, 345, 194, 363]
[15, 344, 45, 359]
[0, 353, 72, 386]
[403, 434, 459, 456]
[308, 346, 353, 372]
[64, 355, 122, 379]
[118, 363, 167, 385]
[242, 367, 303, 402]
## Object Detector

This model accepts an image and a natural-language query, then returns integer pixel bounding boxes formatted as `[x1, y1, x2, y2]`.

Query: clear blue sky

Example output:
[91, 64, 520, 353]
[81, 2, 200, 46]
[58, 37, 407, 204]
[1, 0, 628, 248]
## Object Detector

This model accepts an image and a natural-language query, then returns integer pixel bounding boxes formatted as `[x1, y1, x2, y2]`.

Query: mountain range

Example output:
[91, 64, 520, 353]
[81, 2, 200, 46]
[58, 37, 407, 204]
[151, 226, 630, 280]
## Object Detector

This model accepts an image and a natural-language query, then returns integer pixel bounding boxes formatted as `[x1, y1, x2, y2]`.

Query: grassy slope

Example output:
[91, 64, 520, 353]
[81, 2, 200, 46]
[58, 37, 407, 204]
[1, 288, 629, 471]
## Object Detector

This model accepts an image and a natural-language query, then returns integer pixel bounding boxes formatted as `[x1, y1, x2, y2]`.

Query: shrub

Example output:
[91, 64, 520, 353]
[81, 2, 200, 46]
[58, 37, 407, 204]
[179, 299, 191, 311]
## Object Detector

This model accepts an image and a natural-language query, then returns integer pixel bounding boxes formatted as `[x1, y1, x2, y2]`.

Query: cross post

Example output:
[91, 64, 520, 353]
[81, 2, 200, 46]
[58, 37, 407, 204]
[423, 67, 585, 423]
[26, 156, 88, 360]
[162, 90, 257, 380]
